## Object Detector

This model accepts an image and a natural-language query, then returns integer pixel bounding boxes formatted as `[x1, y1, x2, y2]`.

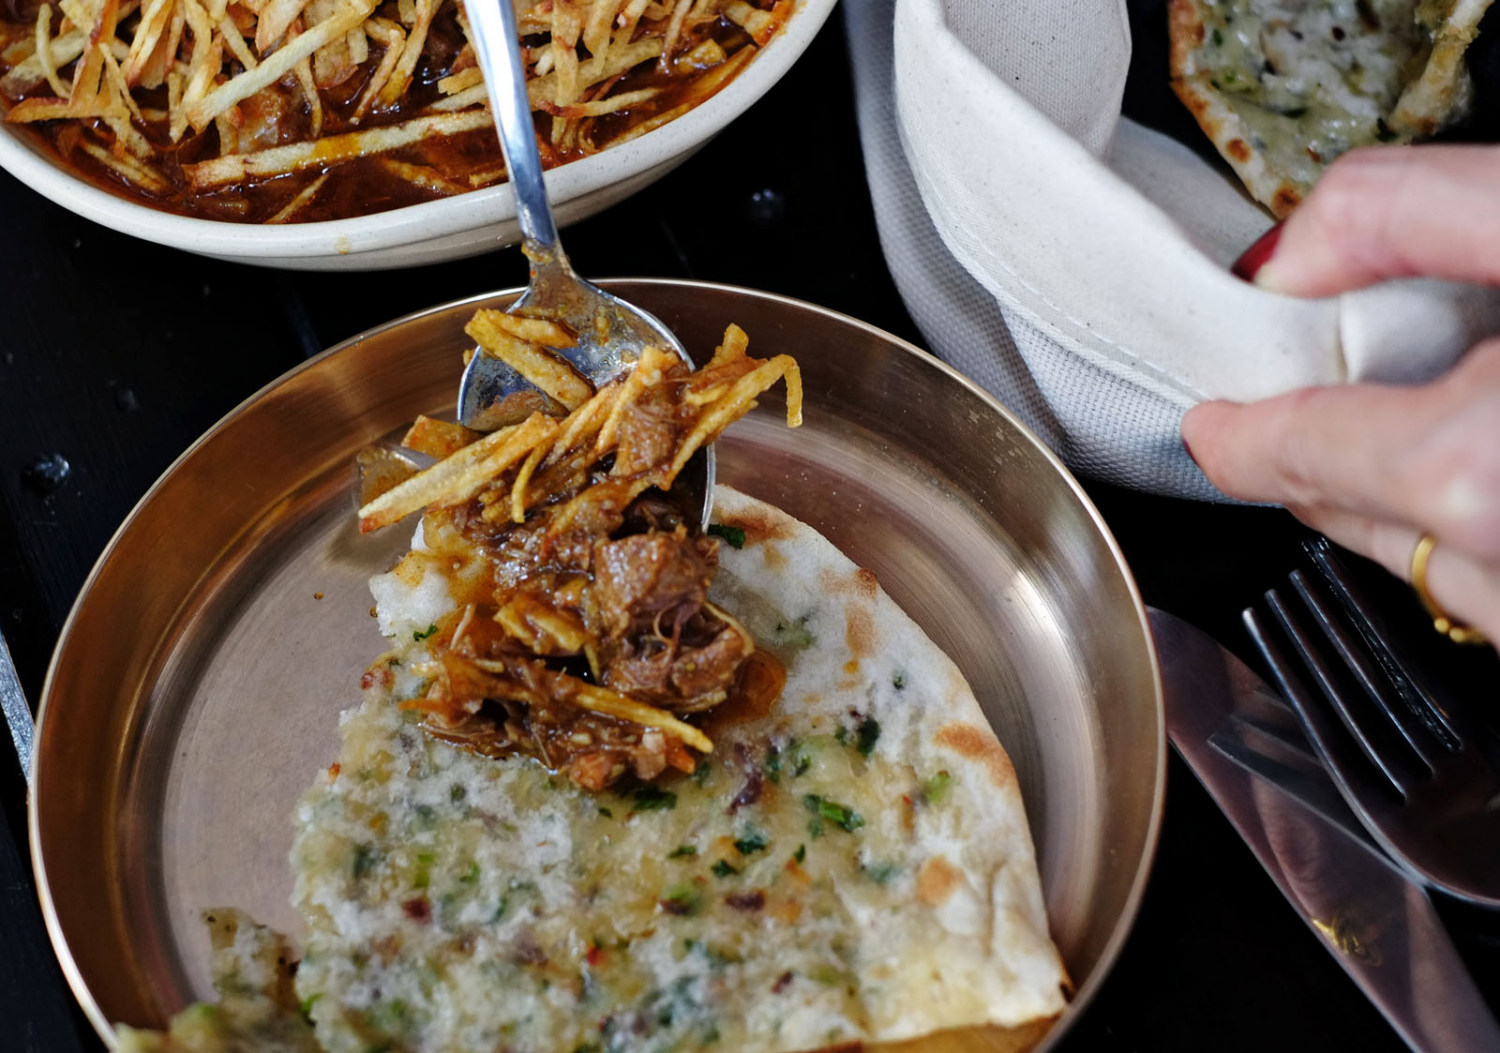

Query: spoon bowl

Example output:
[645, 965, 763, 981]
[458, 0, 713, 524]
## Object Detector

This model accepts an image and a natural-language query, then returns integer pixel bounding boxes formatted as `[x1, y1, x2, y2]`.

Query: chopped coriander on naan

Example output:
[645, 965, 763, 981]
[289, 488, 1067, 1053]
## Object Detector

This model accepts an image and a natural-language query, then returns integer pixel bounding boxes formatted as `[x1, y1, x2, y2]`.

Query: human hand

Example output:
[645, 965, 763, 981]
[1183, 145, 1500, 644]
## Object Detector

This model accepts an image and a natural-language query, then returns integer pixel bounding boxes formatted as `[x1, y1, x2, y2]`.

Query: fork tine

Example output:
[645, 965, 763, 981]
[1305, 539, 1462, 747]
[1287, 570, 1445, 773]
[1251, 595, 1411, 799]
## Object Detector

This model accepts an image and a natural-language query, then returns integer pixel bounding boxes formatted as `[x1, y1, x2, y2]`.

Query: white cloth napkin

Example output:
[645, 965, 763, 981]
[844, 0, 1500, 500]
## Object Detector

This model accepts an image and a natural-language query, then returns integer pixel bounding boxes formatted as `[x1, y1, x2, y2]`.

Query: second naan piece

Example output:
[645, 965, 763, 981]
[1169, 0, 1493, 216]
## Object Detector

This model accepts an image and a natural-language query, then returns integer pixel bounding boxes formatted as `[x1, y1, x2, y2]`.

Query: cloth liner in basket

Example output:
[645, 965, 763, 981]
[845, 0, 1500, 501]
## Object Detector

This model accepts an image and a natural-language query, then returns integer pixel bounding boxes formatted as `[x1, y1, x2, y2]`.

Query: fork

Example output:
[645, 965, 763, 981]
[1243, 538, 1500, 909]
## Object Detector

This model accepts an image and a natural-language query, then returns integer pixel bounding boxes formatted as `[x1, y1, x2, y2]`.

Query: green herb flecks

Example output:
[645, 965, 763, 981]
[707, 523, 746, 549]
[793, 844, 806, 864]
[773, 613, 815, 650]
[351, 843, 381, 880]
[660, 884, 703, 916]
[630, 785, 677, 812]
[412, 851, 436, 890]
[685, 938, 742, 969]
[856, 716, 881, 756]
[792, 745, 813, 777]
[669, 844, 699, 859]
[733, 830, 769, 856]
[892, 671, 907, 691]
[413, 623, 439, 642]
[862, 860, 899, 885]
[1210, 26, 1223, 46]
[766, 739, 813, 782]
[598, 806, 614, 818]
[711, 859, 740, 878]
[803, 794, 865, 833]
[810, 964, 852, 986]
[921, 770, 952, 806]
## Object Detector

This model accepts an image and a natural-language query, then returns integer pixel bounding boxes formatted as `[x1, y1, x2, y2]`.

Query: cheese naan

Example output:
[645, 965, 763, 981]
[1170, 0, 1494, 216]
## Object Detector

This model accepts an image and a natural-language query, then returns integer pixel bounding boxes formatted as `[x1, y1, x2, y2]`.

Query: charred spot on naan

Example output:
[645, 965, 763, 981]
[819, 564, 881, 601]
[916, 855, 967, 908]
[720, 505, 796, 546]
[844, 603, 876, 664]
[935, 722, 1019, 790]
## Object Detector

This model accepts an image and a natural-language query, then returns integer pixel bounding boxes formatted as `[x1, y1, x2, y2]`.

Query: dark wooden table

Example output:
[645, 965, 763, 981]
[2, 13, 1496, 1053]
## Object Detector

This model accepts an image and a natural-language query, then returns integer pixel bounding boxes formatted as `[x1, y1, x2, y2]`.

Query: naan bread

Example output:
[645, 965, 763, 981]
[288, 487, 1067, 1053]
[115, 910, 318, 1053]
[1169, 0, 1493, 217]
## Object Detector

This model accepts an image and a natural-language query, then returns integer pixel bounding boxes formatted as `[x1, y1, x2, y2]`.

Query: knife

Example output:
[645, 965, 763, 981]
[0, 625, 31, 780]
[1149, 607, 1500, 1053]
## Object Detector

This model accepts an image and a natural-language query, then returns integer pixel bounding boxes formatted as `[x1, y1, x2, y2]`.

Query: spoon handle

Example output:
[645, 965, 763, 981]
[466, 0, 563, 262]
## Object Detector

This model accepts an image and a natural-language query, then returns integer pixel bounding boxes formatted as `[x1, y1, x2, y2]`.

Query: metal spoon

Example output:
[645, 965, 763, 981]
[458, 0, 713, 525]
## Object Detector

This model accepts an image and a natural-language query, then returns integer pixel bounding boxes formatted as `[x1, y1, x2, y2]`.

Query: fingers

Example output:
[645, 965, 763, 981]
[1183, 342, 1500, 562]
[1255, 144, 1500, 298]
[1287, 504, 1500, 645]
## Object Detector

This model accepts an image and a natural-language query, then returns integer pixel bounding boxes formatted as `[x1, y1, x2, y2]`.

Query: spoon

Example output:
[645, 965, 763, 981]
[458, 0, 714, 525]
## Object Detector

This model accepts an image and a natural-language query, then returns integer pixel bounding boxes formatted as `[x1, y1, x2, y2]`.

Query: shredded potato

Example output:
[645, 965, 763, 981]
[0, 0, 793, 222]
[358, 319, 801, 536]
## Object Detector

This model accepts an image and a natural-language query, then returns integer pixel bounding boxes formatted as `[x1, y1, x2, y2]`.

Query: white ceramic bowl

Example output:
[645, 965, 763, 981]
[0, 0, 837, 271]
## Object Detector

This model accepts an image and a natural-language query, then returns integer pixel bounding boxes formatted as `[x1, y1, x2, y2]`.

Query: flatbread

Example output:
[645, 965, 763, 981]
[287, 486, 1067, 1053]
[116, 910, 318, 1053]
[1391, 0, 1494, 136]
[1169, 0, 1492, 217]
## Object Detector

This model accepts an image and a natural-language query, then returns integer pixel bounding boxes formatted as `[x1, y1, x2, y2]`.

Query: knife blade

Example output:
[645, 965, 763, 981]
[1148, 607, 1500, 1053]
[0, 625, 31, 781]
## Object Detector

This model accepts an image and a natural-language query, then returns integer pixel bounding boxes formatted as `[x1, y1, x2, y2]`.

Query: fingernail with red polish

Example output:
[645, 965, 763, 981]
[1231, 222, 1283, 282]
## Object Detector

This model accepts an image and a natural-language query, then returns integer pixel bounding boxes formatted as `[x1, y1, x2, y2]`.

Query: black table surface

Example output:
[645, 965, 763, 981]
[2, 14, 1497, 1053]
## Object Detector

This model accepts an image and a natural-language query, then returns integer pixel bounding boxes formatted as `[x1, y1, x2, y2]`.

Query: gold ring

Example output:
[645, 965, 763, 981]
[1409, 534, 1488, 646]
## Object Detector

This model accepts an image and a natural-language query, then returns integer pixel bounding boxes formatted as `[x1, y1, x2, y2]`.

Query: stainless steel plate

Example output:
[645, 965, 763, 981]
[32, 280, 1164, 1049]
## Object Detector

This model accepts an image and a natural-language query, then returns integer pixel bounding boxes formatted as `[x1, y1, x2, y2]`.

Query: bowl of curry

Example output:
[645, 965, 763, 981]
[0, 0, 836, 269]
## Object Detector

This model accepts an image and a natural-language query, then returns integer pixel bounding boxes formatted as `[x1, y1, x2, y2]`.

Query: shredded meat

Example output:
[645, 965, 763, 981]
[411, 397, 754, 784]
[593, 532, 713, 637]
[417, 644, 695, 790]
